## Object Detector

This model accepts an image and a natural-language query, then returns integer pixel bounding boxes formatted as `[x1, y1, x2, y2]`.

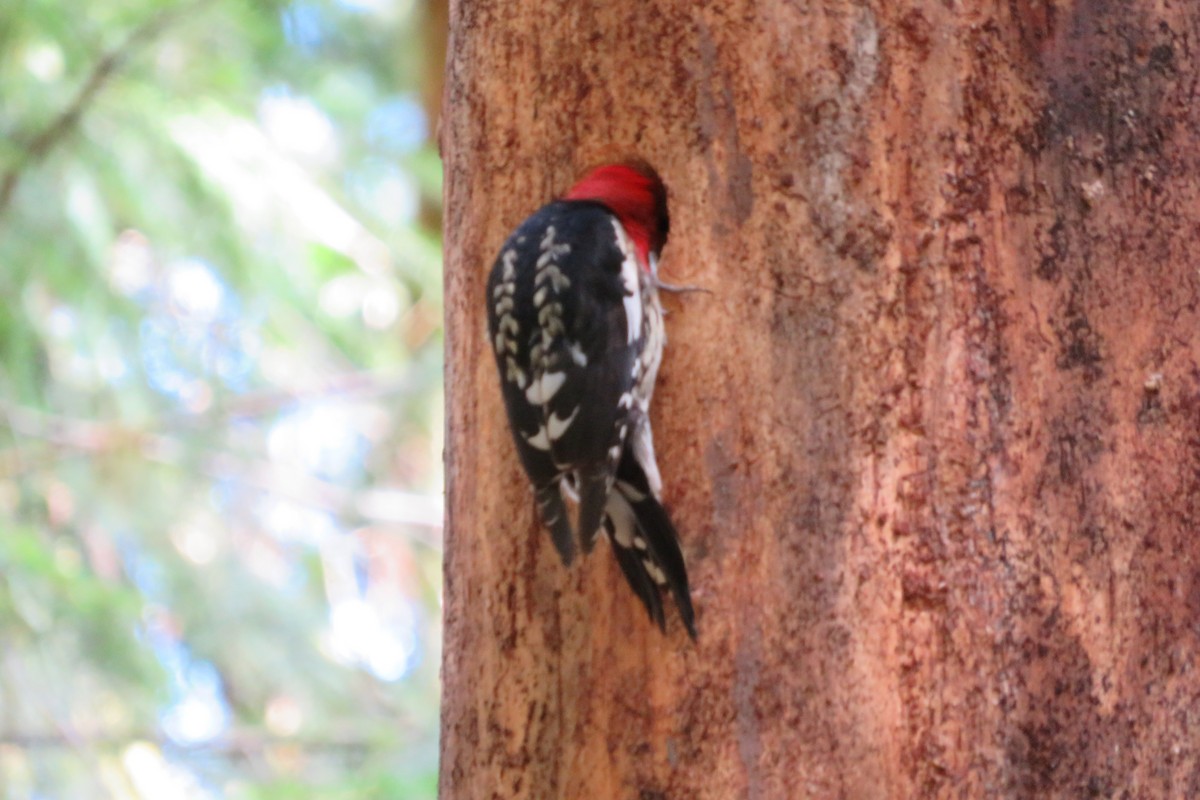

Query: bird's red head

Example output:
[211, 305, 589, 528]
[563, 161, 669, 271]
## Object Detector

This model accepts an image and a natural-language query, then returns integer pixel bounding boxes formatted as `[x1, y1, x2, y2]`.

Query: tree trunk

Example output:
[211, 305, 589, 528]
[440, 1, 1200, 797]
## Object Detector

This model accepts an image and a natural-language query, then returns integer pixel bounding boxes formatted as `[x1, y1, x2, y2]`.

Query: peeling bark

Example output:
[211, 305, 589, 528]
[441, 1, 1200, 797]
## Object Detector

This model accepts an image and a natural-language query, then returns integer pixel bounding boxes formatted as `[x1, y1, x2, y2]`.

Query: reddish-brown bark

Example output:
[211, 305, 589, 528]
[441, 1, 1200, 797]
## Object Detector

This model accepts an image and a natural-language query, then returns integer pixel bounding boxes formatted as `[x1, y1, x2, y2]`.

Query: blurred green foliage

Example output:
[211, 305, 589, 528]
[0, 1, 444, 797]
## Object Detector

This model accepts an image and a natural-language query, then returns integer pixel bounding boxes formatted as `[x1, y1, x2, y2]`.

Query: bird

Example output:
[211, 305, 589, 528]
[485, 160, 696, 638]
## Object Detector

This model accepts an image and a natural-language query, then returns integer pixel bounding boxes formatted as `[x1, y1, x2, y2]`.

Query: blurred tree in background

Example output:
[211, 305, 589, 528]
[0, 0, 444, 797]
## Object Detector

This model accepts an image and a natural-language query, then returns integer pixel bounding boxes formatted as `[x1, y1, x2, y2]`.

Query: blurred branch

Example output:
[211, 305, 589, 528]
[181, 368, 423, 423]
[0, 387, 444, 540]
[0, 368, 412, 438]
[0, 0, 212, 220]
[174, 448, 444, 541]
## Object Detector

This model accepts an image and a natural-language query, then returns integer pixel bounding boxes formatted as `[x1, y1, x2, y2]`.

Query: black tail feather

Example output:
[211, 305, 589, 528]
[606, 517, 667, 632]
[535, 484, 575, 566]
[624, 492, 696, 639]
[606, 450, 697, 639]
[575, 469, 610, 555]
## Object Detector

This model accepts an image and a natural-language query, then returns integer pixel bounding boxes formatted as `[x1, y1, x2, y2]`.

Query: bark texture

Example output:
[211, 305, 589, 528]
[441, 1, 1200, 797]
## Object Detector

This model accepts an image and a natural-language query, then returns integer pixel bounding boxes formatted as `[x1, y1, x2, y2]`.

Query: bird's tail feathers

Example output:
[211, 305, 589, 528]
[575, 468, 611, 555]
[535, 484, 576, 566]
[605, 456, 697, 639]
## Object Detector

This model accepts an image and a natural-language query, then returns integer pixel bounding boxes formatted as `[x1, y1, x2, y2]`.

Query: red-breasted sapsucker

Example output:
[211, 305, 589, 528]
[485, 161, 696, 638]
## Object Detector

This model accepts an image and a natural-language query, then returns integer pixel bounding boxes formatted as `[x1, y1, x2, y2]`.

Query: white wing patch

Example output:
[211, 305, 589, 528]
[524, 426, 551, 451]
[523, 402, 578, 451]
[530, 226, 572, 365]
[504, 358, 527, 389]
[493, 249, 519, 357]
[547, 406, 579, 440]
[537, 226, 571, 270]
[605, 490, 637, 547]
[535, 263, 570, 291]
[525, 370, 565, 404]
[645, 561, 667, 585]
[611, 219, 642, 345]
[501, 248, 518, 281]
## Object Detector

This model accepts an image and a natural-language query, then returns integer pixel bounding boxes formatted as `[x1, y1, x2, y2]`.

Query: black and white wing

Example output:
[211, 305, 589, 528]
[486, 201, 646, 564]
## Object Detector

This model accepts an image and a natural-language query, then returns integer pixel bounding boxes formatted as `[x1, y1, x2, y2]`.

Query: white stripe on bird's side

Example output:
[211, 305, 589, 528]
[611, 218, 642, 346]
[630, 424, 663, 499]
